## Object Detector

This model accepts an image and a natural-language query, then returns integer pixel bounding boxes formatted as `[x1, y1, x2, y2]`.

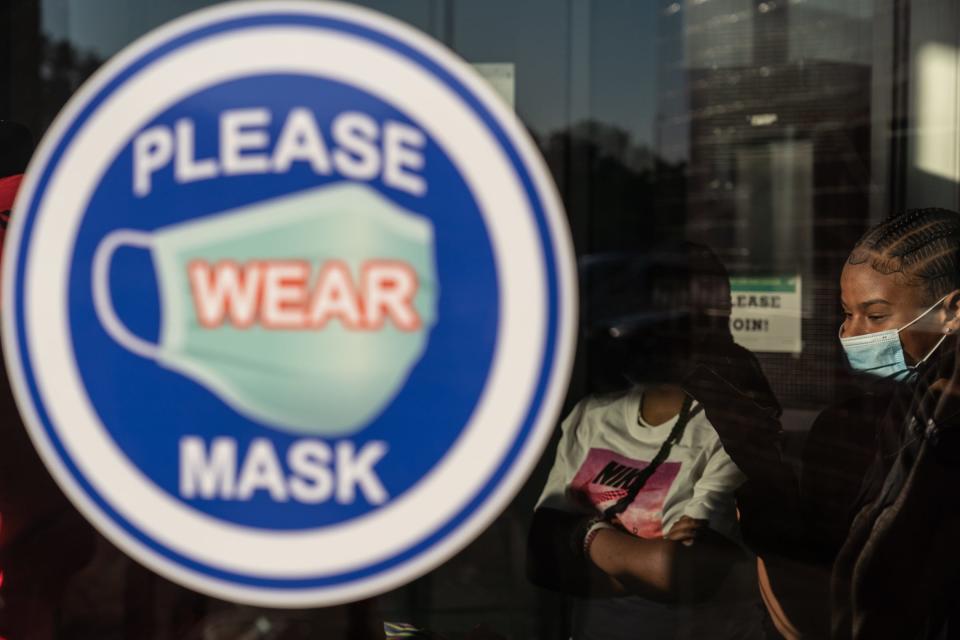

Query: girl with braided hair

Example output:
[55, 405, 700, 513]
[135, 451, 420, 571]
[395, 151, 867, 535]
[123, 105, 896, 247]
[840, 207, 960, 383]
[828, 207, 960, 639]
[648, 208, 960, 639]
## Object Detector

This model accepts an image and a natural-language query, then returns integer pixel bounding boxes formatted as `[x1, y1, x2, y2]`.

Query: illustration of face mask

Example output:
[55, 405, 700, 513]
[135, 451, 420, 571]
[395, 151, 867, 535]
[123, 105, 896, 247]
[839, 294, 948, 382]
[92, 182, 438, 437]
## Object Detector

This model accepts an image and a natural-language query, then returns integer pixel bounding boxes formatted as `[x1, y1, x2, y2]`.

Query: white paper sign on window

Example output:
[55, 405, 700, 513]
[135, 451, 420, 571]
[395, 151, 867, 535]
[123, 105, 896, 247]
[729, 275, 802, 354]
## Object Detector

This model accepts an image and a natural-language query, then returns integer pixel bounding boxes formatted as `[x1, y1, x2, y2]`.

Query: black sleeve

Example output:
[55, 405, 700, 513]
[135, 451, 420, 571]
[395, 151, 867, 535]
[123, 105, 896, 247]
[799, 394, 884, 562]
[682, 357, 806, 561]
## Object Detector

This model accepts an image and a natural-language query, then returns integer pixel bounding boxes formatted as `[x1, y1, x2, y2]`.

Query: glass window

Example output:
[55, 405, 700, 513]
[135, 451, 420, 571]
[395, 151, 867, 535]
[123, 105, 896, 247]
[3, 0, 960, 638]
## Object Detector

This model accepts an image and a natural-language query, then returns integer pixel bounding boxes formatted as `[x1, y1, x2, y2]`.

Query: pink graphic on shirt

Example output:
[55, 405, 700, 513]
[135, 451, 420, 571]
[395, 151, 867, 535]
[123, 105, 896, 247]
[569, 448, 682, 539]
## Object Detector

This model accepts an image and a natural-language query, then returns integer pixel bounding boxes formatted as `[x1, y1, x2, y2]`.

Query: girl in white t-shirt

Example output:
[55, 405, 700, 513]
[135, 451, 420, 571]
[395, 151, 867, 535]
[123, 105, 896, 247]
[527, 244, 771, 639]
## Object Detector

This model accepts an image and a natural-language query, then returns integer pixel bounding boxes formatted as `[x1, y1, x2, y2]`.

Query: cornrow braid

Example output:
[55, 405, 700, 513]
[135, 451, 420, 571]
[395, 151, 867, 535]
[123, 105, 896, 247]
[848, 208, 960, 302]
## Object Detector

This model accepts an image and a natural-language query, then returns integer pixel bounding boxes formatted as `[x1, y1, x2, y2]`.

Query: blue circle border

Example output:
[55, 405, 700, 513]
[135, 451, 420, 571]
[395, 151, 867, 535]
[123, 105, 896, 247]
[12, 11, 563, 592]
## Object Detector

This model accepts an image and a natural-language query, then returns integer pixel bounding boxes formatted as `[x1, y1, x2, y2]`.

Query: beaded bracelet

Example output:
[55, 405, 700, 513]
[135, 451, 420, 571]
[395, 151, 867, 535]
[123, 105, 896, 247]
[582, 520, 613, 557]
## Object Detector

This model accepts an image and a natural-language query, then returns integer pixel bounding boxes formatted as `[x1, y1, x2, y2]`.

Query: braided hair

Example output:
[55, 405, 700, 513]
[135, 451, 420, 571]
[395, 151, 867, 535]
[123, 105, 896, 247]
[847, 208, 960, 303]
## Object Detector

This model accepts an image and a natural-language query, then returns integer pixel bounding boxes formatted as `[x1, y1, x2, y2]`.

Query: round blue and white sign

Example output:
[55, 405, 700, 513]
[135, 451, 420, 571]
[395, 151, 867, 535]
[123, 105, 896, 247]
[3, 2, 575, 606]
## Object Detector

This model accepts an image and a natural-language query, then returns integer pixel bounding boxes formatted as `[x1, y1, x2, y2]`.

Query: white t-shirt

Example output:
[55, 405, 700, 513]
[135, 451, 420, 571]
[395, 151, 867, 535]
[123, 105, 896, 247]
[537, 388, 744, 541]
[535, 387, 763, 640]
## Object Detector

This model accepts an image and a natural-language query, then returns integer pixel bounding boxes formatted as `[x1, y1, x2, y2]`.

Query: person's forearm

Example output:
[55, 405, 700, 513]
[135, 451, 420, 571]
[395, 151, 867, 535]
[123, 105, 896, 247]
[527, 510, 638, 597]
[587, 528, 673, 598]
[587, 527, 740, 603]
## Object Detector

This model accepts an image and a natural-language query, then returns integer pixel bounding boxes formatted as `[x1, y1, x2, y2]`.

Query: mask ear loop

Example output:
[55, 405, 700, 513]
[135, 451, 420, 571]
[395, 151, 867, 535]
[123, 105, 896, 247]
[912, 333, 949, 368]
[900, 294, 951, 368]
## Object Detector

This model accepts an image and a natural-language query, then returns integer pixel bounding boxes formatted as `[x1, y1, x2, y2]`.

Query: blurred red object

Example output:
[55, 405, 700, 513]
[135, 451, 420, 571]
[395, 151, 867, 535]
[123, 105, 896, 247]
[0, 173, 19, 270]
[0, 174, 20, 209]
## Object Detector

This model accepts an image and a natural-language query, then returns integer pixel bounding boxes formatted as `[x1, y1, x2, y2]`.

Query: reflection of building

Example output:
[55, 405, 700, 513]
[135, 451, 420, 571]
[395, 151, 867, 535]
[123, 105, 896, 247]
[657, 0, 874, 408]
[686, 61, 870, 270]
[687, 58, 872, 408]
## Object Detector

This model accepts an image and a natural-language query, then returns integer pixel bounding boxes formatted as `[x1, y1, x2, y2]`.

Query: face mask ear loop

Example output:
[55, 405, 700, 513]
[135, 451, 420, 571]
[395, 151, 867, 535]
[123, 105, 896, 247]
[913, 332, 949, 368]
[899, 294, 950, 333]
[898, 294, 950, 369]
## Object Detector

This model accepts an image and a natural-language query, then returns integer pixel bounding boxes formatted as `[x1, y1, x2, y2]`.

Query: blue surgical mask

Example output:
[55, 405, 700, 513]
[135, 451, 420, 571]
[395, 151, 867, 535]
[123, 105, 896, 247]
[839, 294, 949, 381]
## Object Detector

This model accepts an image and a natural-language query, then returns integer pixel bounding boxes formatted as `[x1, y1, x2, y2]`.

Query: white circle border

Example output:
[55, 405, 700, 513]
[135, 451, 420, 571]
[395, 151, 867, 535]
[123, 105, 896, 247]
[2, 1, 576, 607]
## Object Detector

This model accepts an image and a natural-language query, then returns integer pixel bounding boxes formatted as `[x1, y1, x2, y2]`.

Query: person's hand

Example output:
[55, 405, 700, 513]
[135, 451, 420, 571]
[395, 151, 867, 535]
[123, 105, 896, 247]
[916, 335, 960, 463]
[934, 347, 960, 416]
[665, 516, 708, 546]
